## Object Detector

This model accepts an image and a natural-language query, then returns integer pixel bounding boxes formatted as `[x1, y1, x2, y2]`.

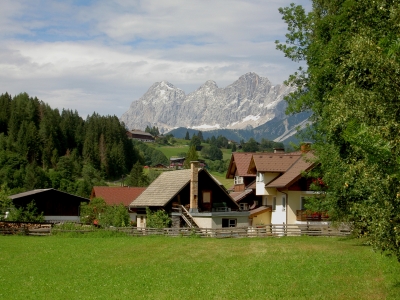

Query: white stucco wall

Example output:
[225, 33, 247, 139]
[287, 191, 302, 224]
[192, 213, 249, 229]
[256, 173, 280, 195]
[269, 192, 287, 224]
[136, 214, 146, 228]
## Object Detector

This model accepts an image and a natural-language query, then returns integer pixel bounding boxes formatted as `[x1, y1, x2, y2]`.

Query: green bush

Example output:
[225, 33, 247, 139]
[146, 208, 171, 228]
[80, 197, 130, 228]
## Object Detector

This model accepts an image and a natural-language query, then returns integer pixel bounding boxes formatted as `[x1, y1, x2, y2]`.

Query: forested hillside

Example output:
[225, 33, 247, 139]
[0, 92, 144, 197]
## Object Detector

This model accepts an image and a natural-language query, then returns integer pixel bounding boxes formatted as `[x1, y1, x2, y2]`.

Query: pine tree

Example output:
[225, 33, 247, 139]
[184, 145, 199, 169]
[197, 131, 204, 142]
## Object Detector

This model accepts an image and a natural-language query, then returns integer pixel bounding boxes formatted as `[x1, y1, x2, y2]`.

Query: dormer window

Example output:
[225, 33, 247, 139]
[256, 172, 264, 182]
[234, 176, 244, 185]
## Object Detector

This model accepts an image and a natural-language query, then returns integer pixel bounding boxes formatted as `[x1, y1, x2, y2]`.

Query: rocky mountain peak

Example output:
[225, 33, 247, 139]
[120, 73, 295, 133]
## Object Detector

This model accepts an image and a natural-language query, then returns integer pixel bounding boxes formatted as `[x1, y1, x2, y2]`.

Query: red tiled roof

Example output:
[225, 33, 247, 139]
[91, 186, 147, 206]
[226, 152, 256, 178]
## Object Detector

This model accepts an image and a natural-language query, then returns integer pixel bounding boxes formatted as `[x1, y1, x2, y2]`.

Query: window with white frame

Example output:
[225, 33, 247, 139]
[222, 218, 237, 228]
[272, 197, 276, 211]
[234, 176, 244, 185]
[282, 196, 286, 211]
[256, 172, 264, 182]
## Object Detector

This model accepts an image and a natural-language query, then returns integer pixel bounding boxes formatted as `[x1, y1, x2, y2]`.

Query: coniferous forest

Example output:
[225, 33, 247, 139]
[0, 92, 145, 197]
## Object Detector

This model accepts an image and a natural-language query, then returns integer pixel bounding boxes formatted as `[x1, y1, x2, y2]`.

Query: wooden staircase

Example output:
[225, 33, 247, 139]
[179, 205, 198, 228]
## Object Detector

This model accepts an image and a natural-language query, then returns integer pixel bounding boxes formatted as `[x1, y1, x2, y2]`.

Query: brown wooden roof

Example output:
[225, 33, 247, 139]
[249, 206, 272, 217]
[247, 151, 303, 174]
[226, 152, 257, 179]
[266, 152, 315, 188]
[229, 189, 253, 202]
[91, 186, 146, 206]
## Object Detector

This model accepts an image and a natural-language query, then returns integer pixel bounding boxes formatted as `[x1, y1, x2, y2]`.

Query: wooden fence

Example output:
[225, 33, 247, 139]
[0, 222, 352, 238]
[0, 221, 52, 236]
[101, 223, 352, 238]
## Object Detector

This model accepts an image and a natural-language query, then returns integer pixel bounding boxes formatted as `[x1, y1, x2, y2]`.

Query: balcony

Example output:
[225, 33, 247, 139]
[296, 210, 329, 221]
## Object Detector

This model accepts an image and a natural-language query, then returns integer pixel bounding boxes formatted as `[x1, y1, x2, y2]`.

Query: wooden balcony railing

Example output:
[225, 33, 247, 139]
[296, 210, 329, 221]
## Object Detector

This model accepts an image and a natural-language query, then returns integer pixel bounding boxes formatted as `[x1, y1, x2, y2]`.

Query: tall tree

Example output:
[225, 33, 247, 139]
[197, 131, 204, 142]
[277, 1, 400, 260]
[184, 145, 199, 169]
[126, 161, 149, 187]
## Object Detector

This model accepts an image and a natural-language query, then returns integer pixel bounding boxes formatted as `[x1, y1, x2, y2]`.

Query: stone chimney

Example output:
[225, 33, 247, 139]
[189, 161, 199, 213]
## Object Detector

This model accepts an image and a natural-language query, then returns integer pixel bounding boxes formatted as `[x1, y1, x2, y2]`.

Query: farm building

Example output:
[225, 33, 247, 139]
[9, 189, 89, 222]
[126, 129, 155, 142]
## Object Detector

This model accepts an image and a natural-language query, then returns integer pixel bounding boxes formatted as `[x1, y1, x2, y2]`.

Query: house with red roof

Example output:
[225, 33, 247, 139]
[90, 186, 147, 223]
[247, 146, 321, 227]
[226, 152, 262, 212]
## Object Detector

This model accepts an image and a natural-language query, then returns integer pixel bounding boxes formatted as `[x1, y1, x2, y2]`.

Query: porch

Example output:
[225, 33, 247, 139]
[296, 210, 329, 221]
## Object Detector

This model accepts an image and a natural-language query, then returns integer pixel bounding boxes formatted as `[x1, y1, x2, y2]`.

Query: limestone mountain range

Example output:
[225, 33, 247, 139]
[120, 72, 310, 142]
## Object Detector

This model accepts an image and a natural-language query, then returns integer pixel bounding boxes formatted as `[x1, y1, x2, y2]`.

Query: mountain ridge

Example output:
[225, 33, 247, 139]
[120, 72, 310, 142]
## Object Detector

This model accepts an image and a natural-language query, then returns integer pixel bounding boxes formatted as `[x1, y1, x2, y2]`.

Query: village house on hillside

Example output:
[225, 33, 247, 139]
[90, 186, 146, 223]
[130, 161, 249, 229]
[126, 129, 155, 142]
[246, 146, 320, 226]
[226, 152, 261, 211]
[225, 145, 321, 227]
[9, 189, 89, 222]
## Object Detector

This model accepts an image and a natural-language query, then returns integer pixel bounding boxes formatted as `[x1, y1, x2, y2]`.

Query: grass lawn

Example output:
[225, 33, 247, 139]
[1, 235, 399, 299]
[152, 144, 190, 158]
[209, 171, 232, 189]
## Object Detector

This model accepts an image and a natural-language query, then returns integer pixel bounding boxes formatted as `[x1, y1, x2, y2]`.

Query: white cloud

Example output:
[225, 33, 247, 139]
[0, 0, 311, 117]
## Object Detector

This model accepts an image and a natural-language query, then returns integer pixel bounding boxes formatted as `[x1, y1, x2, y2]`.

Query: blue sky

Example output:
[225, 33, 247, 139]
[0, 0, 311, 117]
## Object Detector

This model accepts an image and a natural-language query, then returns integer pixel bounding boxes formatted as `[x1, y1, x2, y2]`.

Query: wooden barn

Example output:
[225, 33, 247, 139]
[126, 130, 155, 142]
[9, 189, 89, 222]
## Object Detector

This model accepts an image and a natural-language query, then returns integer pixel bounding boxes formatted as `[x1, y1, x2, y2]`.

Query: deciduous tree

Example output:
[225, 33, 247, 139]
[277, 1, 400, 260]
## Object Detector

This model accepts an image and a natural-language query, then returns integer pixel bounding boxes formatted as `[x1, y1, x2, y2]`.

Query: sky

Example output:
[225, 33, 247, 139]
[0, 0, 311, 118]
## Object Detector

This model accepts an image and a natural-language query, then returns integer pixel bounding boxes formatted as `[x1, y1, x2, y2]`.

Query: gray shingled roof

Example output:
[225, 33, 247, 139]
[9, 189, 51, 199]
[9, 188, 90, 201]
[130, 169, 192, 207]
[130, 168, 225, 207]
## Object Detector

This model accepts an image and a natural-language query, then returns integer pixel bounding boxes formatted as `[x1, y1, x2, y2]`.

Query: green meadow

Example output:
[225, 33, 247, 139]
[1, 235, 399, 299]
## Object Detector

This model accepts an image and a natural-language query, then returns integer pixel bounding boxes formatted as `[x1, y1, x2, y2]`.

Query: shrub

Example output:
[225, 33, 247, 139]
[146, 208, 171, 228]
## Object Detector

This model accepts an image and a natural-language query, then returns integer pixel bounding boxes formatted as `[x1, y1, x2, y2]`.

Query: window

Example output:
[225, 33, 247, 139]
[256, 172, 264, 182]
[222, 218, 237, 227]
[234, 176, 243, 185]
[239, 203, 249, 211]
[272, 197, 276, 211]
[301, 197, 308, 210]
[203, 191, 211, 203]
[282, 196, 286, 211]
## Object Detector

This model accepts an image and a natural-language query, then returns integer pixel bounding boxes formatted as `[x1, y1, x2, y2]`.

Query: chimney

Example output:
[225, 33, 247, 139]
[300, 142, 312, 153]
[273, 148, 285, 153]
[189, 161, 199, 213]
